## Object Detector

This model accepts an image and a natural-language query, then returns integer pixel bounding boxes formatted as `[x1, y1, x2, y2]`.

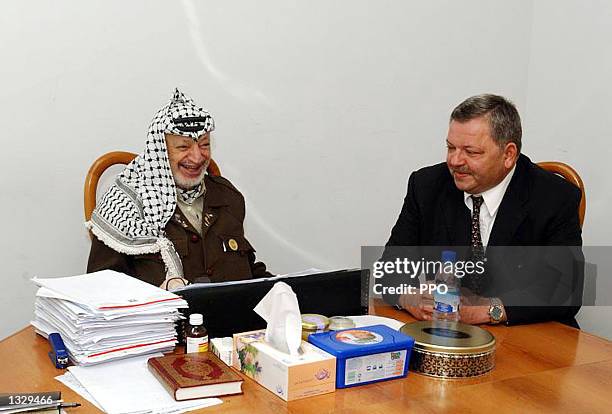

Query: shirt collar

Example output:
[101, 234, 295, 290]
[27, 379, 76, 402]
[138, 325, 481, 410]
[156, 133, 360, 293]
[464, 165, 516, 217]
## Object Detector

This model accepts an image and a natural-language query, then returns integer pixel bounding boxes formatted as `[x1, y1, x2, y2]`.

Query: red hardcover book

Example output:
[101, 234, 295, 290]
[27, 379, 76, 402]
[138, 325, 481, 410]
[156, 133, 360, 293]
[148, 352, 243, 401]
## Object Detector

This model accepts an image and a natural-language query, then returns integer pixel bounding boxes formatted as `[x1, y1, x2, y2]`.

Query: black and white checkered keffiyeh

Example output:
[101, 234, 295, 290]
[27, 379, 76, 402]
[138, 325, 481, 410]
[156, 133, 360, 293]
[86, 89, 215, 279]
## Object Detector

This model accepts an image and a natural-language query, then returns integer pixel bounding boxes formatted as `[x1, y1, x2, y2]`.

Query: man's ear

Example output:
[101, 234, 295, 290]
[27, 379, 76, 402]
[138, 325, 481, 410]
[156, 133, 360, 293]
[503, 142, 518, 169]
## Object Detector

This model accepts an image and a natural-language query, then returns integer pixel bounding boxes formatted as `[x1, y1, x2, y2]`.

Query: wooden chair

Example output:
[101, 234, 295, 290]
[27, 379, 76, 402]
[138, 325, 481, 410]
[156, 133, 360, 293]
[537, 161, 586, 227]
[84, 151, 221, 220]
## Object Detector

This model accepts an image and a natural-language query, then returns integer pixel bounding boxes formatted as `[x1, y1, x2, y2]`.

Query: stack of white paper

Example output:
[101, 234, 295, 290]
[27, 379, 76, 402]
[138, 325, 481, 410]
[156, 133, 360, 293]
[31, 270, 188, 365]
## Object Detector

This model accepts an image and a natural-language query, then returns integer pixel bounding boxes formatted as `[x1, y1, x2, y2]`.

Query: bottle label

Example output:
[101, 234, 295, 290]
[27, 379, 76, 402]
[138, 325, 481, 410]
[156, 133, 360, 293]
[433, 291, 460, 313]
[186, 335, 209, 353]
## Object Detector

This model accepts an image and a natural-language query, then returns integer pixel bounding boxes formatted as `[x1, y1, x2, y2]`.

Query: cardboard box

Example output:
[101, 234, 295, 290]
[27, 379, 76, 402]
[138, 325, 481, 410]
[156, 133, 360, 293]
[210, 337, 234, 366]
[308, 325, 415, 388]
[233, 329, 336, 401]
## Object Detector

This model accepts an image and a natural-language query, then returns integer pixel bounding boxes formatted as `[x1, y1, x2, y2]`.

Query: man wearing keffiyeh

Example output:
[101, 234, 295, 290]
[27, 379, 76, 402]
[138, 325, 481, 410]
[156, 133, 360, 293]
[86, 89, 269, 288]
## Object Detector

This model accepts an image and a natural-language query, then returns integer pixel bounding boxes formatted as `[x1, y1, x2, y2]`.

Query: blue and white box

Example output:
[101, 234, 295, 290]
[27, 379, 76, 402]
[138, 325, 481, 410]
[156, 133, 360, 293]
[308, 324, 415, 388]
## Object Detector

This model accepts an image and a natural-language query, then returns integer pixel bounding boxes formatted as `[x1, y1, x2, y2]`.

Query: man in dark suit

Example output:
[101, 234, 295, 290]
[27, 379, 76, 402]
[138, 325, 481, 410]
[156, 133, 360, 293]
[382, 94, 583, 326]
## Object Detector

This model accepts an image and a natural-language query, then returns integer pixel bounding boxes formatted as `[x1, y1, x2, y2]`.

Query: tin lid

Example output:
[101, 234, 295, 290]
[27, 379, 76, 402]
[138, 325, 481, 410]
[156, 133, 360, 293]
[400, 321, 495, 355]
[328, 316, 356, 330]
[308, 324, 415, 358]
[301, 314, 329, 331]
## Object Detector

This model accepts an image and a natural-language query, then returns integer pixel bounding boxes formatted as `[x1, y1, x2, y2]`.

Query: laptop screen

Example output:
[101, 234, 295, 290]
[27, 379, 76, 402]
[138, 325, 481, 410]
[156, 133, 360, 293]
[175, 269, 369, 338]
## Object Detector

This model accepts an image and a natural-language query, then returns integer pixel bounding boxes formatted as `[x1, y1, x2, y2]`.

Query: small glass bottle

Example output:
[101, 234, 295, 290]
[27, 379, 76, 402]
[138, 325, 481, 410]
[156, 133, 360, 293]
[185, 313, 208, 353]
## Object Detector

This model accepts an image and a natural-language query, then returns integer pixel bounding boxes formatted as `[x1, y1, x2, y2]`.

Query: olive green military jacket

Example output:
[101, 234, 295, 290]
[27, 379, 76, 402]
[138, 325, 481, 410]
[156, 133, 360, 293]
[87, 175, 270, 286]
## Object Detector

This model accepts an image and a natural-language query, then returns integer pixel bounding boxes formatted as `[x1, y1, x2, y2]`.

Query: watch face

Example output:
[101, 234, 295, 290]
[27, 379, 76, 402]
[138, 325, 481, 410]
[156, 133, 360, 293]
[491, 306, 503, 321]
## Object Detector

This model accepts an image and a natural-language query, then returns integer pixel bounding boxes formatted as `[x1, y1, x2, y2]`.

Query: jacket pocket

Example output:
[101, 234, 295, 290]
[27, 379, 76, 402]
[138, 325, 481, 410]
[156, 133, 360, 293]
[218, 234, 255, 256]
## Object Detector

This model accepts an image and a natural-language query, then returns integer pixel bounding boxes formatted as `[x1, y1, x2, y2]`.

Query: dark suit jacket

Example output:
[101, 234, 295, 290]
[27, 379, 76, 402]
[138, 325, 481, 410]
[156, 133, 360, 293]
[383, 154, 584, 326]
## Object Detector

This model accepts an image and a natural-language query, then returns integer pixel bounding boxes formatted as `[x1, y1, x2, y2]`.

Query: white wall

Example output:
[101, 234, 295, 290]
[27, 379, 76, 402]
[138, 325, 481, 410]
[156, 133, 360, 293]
[524, 0, 612, 339]
[1, 0, 609, 340]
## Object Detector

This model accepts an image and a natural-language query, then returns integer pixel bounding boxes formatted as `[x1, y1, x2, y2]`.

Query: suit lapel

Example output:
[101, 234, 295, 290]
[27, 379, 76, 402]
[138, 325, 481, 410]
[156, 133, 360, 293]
[488, 155, 530, 246]
[201, 176, 228, 238]
[441, 179, 471, 245]
[171, 205, 200, 234]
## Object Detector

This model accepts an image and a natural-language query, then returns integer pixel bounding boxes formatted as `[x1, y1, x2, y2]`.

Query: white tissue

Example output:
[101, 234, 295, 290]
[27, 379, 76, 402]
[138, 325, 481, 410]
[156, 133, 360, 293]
[254, 282, 302, 356]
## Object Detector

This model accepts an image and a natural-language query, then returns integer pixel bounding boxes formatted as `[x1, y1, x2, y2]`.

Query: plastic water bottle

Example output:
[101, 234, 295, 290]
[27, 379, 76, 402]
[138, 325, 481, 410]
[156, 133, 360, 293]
[433, 250, 460, 321]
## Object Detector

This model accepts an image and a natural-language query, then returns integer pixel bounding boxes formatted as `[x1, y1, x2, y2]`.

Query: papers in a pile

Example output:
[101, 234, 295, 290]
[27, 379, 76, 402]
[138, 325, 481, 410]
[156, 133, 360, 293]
[31, 270, 188, 365]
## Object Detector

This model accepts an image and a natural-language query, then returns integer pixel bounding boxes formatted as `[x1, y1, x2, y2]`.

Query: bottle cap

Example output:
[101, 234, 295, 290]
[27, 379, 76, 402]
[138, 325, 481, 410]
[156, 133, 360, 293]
[441, 250, 457, 262]
[189, 313, 203, 325]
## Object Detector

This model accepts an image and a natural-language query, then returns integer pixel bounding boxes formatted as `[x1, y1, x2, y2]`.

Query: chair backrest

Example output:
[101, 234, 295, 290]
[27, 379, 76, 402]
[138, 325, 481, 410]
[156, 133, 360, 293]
[84, 151, 221, 220]
[537, 161, 586, 227]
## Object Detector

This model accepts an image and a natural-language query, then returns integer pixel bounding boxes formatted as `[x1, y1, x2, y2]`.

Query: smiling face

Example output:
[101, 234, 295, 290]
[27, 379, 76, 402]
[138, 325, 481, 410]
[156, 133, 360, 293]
[165, 133, 211, 189]
[446, 116, 518, 194]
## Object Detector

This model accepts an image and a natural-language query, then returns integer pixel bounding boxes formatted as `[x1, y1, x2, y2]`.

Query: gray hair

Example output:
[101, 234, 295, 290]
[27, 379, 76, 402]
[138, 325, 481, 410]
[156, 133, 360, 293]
[450, 94, 522, 152]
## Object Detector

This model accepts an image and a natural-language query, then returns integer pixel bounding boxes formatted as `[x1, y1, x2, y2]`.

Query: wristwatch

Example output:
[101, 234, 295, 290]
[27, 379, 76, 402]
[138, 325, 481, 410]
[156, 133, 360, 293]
[489, 298, 504, 324]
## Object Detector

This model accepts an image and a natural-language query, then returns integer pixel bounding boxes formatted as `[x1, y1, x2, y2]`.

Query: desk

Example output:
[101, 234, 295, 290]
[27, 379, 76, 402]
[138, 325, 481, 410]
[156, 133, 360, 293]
[2, 303, 612, 413]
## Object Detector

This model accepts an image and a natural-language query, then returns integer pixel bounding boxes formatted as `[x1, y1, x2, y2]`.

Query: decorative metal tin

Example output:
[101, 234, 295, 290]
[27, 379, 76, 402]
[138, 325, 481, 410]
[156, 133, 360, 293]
[400, 321, 495, 378]
[328, 316, 356, 331]
[301, 314, 329, 341]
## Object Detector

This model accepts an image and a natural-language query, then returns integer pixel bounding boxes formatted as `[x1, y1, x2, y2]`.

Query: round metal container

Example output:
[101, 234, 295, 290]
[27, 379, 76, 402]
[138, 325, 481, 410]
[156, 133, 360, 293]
[328, 316, 356, 331]
[400, 321, 495, 378]
[301, 314, 329, 340]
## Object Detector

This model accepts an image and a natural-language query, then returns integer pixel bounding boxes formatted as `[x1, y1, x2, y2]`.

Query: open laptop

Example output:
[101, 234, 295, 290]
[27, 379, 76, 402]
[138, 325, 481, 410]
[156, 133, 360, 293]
[174, 269, 369, 338]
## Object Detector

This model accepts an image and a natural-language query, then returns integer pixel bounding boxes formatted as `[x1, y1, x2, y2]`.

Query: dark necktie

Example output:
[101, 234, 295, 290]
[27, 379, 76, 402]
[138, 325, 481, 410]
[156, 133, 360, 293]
[466, 195, 485, 293]
[471, 195, 484, 253]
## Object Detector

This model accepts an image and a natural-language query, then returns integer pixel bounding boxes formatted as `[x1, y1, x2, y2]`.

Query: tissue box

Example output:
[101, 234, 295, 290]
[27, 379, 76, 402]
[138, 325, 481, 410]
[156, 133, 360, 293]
[232, 329, 336, 401]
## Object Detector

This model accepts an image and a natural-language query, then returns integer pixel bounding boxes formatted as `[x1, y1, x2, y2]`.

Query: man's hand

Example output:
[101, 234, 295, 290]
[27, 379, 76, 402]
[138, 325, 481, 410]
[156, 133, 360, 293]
[398, 292, 434, 321]
[459, 304, 490, 324]
[459, 293, 491, 324]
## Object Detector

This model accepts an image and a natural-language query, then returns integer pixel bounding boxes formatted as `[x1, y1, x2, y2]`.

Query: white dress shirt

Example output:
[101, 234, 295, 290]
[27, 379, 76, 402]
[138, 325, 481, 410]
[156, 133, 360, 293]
[463, 166, 516, 247]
